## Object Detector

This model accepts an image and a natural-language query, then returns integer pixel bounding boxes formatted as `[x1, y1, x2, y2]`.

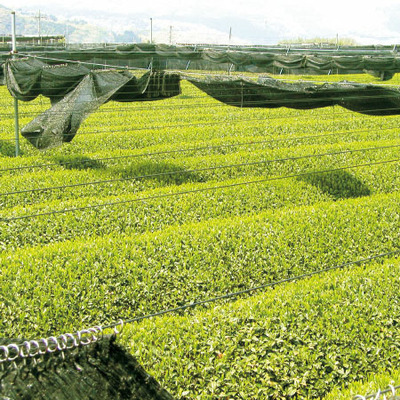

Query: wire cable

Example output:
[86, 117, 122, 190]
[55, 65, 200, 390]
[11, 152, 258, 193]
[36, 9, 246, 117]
[101, 248, 400, 330]
[0, 126, 394, 174]
[2, 111, 400, 144]
[8, 90, 400, 116]
[1, 143, 399, 197]
[17, 53, 150, 71]
[1, 157, 398, 222]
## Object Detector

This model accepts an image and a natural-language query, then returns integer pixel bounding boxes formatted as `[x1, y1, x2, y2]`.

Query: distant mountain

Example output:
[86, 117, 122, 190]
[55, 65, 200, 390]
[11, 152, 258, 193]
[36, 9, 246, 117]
[0, 4, 140, 43]
[3, 3, 266, 45]
[2, 0, 400, 45]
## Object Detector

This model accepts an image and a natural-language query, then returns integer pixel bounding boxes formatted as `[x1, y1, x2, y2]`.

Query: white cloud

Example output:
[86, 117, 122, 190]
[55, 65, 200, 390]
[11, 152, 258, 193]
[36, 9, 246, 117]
[4, 0, 400, 44]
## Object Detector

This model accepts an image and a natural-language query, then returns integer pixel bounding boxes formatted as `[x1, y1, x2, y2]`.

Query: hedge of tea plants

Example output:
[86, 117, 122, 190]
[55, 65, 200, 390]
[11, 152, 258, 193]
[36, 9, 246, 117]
[0, 73, 399, 398]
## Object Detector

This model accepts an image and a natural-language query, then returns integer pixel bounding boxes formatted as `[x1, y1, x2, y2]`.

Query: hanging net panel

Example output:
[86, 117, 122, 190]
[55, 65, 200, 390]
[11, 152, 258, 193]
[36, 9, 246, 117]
[185, 74, 400, 114]
[0, 335, 174, 400]
[5, 58, 400, 149]
[5, 58, 181, 149]
[2, 43, 400, 78]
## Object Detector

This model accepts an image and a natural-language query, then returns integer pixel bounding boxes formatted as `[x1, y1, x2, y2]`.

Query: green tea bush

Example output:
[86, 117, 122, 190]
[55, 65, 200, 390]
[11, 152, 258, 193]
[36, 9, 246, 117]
[0, 73, 399, 399]
[124, 258, 400, 399]
[1, 191, 399, 338]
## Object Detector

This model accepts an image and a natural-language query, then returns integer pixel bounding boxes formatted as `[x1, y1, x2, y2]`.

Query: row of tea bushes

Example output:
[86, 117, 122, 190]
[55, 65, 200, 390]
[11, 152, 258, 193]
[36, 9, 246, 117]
[123, 257, 400, 399]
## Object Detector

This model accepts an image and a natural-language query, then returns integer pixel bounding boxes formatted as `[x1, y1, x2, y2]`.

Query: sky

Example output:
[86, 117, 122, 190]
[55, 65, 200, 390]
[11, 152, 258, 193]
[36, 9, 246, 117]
[4, 0, 400, 45]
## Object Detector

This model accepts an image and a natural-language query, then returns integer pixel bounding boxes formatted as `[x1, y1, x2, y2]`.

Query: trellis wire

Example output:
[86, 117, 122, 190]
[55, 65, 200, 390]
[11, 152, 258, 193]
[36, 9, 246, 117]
[2, 115, 399, 147]
[1, 142, 398, 198]
[0, 126, 391, 174]
[1, 157, 399, 222]
[1, 249, 398, 365]
[7, 92, 400, 115]
[18, 52, 150, 71]
[99, 248, 400, 330]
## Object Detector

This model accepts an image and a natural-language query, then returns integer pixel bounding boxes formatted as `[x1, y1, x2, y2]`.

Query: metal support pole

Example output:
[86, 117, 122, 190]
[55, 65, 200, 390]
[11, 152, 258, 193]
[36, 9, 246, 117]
[11, 11, 20, 157]
[150, 18, 153, 44]
[13, 98, 19, 157]
[11, 12, 17, 51]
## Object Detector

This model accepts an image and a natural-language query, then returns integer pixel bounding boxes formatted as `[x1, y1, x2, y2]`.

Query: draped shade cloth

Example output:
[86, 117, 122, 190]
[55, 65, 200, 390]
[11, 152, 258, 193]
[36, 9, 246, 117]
[0, 335, 174, 400]
[5, 58, 400, 149]
[185, 74, 400, 114]
[2, 43, 400, 73]
[6, 59, 181, 149]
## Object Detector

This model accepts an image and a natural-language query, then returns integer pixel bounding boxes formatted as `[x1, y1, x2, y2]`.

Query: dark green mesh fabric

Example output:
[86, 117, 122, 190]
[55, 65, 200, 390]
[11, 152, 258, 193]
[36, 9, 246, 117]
[0, 336, 174, 400]
[186, 74, 400, 115]
[21, 70, 133, 149]
[5, 58, 90, 103]
[5, 59, 181, 149]
[3, 43, 400, 77]
[5, 58, 400, 149]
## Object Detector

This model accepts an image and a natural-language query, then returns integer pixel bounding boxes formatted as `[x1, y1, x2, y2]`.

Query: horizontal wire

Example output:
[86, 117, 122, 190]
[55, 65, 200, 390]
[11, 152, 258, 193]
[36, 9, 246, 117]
[101, 248, 400, 330]
[0, 100, 344, 117]
[2, 123, 397, 154]
[2, 143, 399, 197]
[0, 104, 333, 118]
[3, 75, 397, 110]
[1, 157, 398, 222]
[4, 109, 400, 143]
[8, 89, 400, 113]
[7, 103, 400, 124]
[5, 101, 400, 134]
[0, 105, 356, 123]
[0, 126, 389, 174]
[5, 77, 399, 97]
[17, 52, 400, 71]
[19, 44, 400, 52]
[17, 53, 150, 71]
[0, 117, 356, 142]
[20, 47, 398, 55]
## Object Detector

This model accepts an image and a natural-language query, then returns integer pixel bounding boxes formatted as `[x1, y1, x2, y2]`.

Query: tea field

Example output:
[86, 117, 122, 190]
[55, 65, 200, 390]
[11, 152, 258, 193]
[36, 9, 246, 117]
[0, 72, 400, 399]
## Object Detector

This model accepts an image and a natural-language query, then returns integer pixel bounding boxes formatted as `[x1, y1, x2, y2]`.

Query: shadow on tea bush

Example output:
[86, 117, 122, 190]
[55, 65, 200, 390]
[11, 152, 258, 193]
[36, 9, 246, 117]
[53, 155, 106, 170]
[298, 170, 371, 200]
[0, 140, 22, 157]
[114, 160, 205, 186]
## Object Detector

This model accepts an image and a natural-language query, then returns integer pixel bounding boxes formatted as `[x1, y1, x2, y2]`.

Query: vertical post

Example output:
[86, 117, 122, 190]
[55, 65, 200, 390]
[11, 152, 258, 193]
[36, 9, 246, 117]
[11, 11, 20, 157]
[169, 25, 172, 45]
[38, 10, 41, 45]
[150, 18, 153, 44]
[11, 11, 17, 51]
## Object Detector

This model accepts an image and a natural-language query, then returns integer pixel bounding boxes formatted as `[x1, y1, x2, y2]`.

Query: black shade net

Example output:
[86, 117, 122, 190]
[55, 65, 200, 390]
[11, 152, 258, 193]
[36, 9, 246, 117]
[186, 74, 400, 115]
[0, 335, 174, 400]
[3, 43, 400, 73]
[6, 59, 181, 149]
[5, 58, 400, 150]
